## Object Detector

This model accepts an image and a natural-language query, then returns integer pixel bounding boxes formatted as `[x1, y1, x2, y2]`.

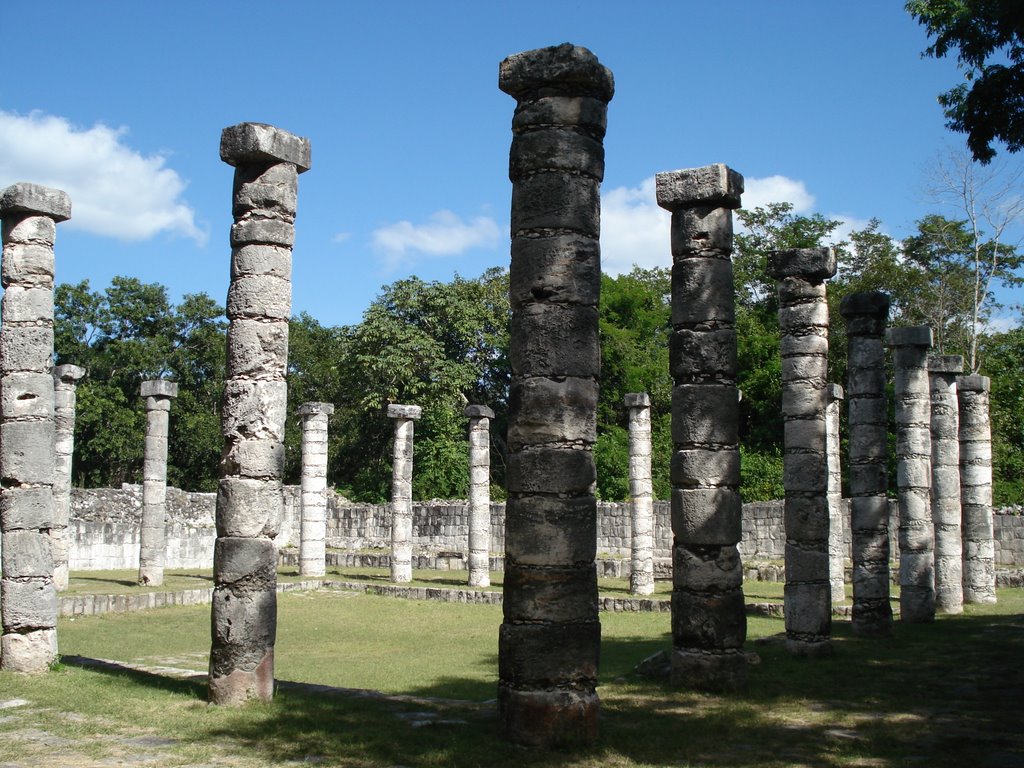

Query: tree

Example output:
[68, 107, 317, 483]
[907, 0, 1024, 163]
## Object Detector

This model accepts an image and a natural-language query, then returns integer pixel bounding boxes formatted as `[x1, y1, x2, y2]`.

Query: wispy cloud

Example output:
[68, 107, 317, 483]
[0, 110, 204, 243]
[371, 209, 500, 270]
[742, 175, 815, 214]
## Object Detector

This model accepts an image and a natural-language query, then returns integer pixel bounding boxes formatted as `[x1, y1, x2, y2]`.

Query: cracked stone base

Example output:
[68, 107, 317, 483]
[1, 628, 57, 673]
[670, 649, 747, 691]
[498, 686, 599, 747]
[208, 650, 274, 705]
[785, 638, 834, 658]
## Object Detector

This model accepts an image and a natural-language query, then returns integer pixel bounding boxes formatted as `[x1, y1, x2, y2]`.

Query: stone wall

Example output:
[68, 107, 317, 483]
[4, 486, 1020, 570]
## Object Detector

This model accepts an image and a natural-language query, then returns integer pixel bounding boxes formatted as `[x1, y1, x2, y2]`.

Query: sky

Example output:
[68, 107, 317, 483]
[1, 1, 1021, 329]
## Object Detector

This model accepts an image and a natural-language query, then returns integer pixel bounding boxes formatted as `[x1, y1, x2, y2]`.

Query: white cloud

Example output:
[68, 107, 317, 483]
[742, 175, 815, 214]
[371, 209, 500, 270]
[0, 110, 203, 243]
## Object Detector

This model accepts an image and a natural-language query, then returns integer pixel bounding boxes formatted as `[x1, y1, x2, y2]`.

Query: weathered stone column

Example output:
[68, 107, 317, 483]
[499, 43, 612, 747]
[0, 183, 69, 673]
[826, 383, 845, 604]
[297, 402, 333, 578]
[625, 393, 654, 596]
[768, 247, 837, 657]
[388, 403, 421, 584]
[137, 379, 179, 586]
[929, 355, 964, 614]
[958, 374, 996, 604]
[52, 364, 86, 591]
[210, 122, 310, 705]
[886, 326, 935, 624]
[840, 291, 893, 637]
[465, 404, 494, 588]
[656, 164, 747, 688]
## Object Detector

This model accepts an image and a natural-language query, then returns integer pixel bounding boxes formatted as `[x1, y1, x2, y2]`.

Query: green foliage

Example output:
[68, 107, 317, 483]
[594, 425, 629, 501]
[978, 328, 1024, 505]
[908, 0, 1024, 163]
[739, 446, 785, 502]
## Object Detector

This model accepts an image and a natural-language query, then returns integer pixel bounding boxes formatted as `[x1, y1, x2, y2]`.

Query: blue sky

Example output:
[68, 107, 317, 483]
[2, 2, 1020, 328]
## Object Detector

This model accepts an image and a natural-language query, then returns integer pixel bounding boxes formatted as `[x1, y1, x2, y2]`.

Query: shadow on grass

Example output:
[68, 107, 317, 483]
[71, 576, 139, 587]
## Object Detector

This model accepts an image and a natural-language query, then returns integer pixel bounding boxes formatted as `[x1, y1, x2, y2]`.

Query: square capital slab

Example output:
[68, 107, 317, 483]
[928, 355, 964, 375]
[956, 374, 990, 393]
[54, 364, 86, 384]
[767, 247, 836, 281]
[140, 379, 179, 399]
[624, 392, 651, 408]
[220, 123, 311, 173]
[387, 403, 422, 420]
[0, 183, 71, 222]
[885, 326, 933, 348]
[655, 164, 743, 211]
[297, 401, 335, 417]
[827, 383, 844, 401]
[839, 290, 890, 319]
[499, 43, 614, 101]
[464, 404, 495, 420]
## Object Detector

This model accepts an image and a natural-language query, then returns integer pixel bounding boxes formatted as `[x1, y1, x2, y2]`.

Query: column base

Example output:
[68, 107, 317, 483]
[850, 602, 894, 638]
[670, 648, 747, 691]
[1, 628, 58, 673]
[208, 650, 275, 705]
[900, 587, 936, 623]
[785, 637, 834, 658]
[498, 685, 599, 747]
[138, 565, 164, 587]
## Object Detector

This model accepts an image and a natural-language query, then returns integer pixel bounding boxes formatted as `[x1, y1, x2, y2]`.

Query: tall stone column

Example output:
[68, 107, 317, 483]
[138, 379, 179, 586]
[625, 393, 654, 596]
[886, 326, 935, 624]
[388, 404, 421, 584]
[839, 292, 893, 637]
[0, 183, 70, 673]
[768, 247, 837, 657]
[465, 404, 494, 588]
[656, 164, 747, 688]
[297, 402, 333, 578]
[929, 355, 964, 614]
[52, 363, 86, 591]
[958, 374, 996, 604]
[498, 43, 612, 747]
[826, 383, 845, 604]
[210, 122, 310, 705]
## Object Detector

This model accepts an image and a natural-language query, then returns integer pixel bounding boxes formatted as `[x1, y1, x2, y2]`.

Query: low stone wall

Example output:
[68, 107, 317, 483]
[3, 486, 1019, 571]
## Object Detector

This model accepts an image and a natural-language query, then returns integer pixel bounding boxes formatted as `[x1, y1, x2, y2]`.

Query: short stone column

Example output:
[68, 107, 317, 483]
[625, 393, 654, 596]
[0, 183, 70, 673]
[840, 291, 893, 637]
[656, 164, 747, 688]
[137, 379, 179, 586]
[958, 374, 996, 604]
[768, 246, 837, 657]
[886, 326, 935, 624]
[210, 122, 310, 705]
[465, 404, 494, 588]
[388, 404, 421, 584]
[297, 402, 334, 578]
[499, 43, 612, 747]
[826, 383, 845, 604]
[52, 364, 86, 591]
[929, 355, 964, 614]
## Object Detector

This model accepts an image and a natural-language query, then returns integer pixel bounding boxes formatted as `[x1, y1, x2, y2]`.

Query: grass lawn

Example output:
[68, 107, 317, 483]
[1, 581, 1020, 766]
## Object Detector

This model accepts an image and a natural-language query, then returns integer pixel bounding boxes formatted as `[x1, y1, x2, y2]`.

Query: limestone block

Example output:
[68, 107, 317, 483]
[230, 218, 295, 248]
[2, 216, 55, 246]
[231, 244, 292, 280]
[233, 163, 299, 217]
[670, 648, 747, 692]
[783, 453, 828, 493]
[220, 122, 311, 173]
[886, 326, 933, 348]
[498, 621, 600, 686]
[221, 379, 288, 442]
[504, 495, 596, 566]
[0, 487, 51, 530]
[227, 274, 292, 320]
[511, 172, 600, 237]
[669, 258, 735, 325]
[509, 129, 604, 180]
[897, 457, 932, 488]
[623, 392, 650, 408]
[0, 183, 71, 221]
[777, 277, 828, 304]
[1, 243, 55, 286]
[899, 552, 935, 586]
[849, 463, 888, 492]
[672, 544, 742, 591]
[781, 383, 826, 419]
[778, 302, 830, 331]
[0, 325, 53, 372]
[1, 579, 57, 629]
[784, 419, 828, 453]
[766, 247, 836, 281]
[139, 380, 179, 399]
[781, 353, 828, 384]
[1, 286, 53, 322]
[669, 206, 734, 255]
[498, 43, 615, 102]
[0, 372, 54, 419]
[225, 320, 289, 378]
[669, 328, 737, 380]
[214, 537, 277, 585]
[507, 376, 597, 447]
[783, 544, 829, 583]
[509, 234, 600, 308]
[851, 564, 891, 599]
[671, 384, 738, 446]
[655, 164, 743, 211]
[670, 589, 746, 648]
[510, 304, 599, 377]
[216, 478, 282, 538]
[671, 488, 742, 545]
[1, 530, 53, 577]
[298, 401, 335, 417]
[0, 628, 57, 673]
[511, 95, 608, 136]
[503, 563, 597, 622]
[780, 332, 828, 358]
[506, 448, 595, 495]
[784, 496, 830, 541]
[210, 587, 277, 650]
[670, 448, 739, 488]
[386, 403, 422, 420]
[839, 290, 890, 322]
[498, 686, 599, 748]
[846, 364, 886, 397]
[783, 582, 831, 635]
[0, 420, 55, 485]
[896, 429, 932, 457]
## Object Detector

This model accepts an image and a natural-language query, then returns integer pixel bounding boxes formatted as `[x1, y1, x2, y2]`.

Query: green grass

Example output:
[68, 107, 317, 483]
[2, 584, 1020, 766]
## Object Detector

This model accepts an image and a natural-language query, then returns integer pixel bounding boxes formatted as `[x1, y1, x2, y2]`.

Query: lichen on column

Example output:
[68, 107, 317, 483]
[388, 404, 421, 584]
[210, 122, 310, 705]
[52, 363, 86, 591]
[0, 182, 70, 673]
[958, 374, 996, 604]
[768, 246, 837, 657]
[624, 393, 654, 597]
[498, 43, 612, 747]
[886, 325, 935, 624]
[465, 404, 494, 588]
[138, 379, 179, 587]
[656, 164, 747, 688]
[928, 355, 964, 614]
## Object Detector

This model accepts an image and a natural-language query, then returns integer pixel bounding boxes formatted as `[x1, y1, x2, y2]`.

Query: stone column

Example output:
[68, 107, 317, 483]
[886, 326, 935, 624]
[465, 404, 494, 588]
[839, 291, 893, 637]
[210, 122, 310, 705]
[625, 393, 654, 596]
[498, 43, 612, 747]
[52, 364, 86, 591]
[768, 247, 837, 657]
[826, 383, 845, 604]
[656, 164, 747, 688]
[958, 374, 996, 604]
[137, 379, 179, 586]
[929, 355, 964, 614]
[388, 404, 421, 584]
[297, 402, 333, 578]
[0, 183, 70, 673]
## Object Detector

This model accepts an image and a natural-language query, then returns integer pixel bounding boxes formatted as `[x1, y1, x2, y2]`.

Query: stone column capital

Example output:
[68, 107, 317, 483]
[0, 182, 71, 221]
[957, 374, 991, 393]
[54, 364, 87, 385]
[655, 164, 744, 211]
[767, 247, 836, 281]
[499, 43, 614, 102]
[885, 325, 933, 349]
[827, 383, 844, 402]
[623, 392, 651, 409]
[928, 355, 964, 375]
[464, 404, 494, 420]
[387, 403, 422, 420]
[140, 379, 179, 400]
[220, 123, 311, 172]
[297, 401, 335, 418]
